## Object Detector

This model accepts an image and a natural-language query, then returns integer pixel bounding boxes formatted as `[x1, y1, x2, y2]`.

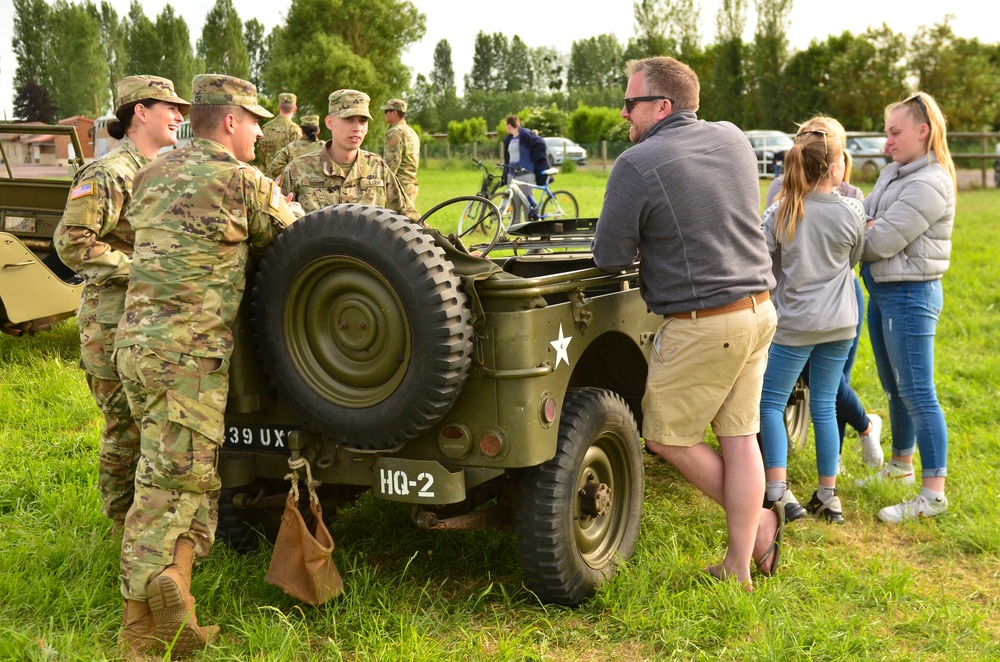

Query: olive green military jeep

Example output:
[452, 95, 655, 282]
[223, 204, 658, 606]
[0, 124, 84, 336]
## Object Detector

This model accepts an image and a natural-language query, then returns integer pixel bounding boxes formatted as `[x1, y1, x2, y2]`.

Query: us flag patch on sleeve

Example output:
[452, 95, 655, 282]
[70, 183, 94, 200]
[269, 181, 282, 210]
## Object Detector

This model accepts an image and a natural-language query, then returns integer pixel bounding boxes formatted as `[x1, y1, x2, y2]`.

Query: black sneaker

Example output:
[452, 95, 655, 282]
[763, 488, 808, 523]
[806, 490, 845, 524]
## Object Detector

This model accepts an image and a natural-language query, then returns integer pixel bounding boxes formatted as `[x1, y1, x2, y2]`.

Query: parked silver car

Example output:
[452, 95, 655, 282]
[744, 130, 794, 177]
[846, 136, 888, 178]
[544, 137, 587, 166]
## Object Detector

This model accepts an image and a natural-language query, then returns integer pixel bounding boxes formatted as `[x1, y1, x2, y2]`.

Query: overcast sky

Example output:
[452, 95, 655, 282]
[2, 0, 999, 120]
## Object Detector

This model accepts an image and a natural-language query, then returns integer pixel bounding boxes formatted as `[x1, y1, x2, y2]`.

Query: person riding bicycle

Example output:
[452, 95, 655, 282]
[503, 115, 551, 223]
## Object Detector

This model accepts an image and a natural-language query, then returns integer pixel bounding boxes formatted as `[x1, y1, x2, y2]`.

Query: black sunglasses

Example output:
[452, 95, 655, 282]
[623, 96, 673, 113]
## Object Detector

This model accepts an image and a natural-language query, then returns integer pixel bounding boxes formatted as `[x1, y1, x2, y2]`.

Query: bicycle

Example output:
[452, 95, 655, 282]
[456, 159, 507, 236]
[458, 165, 579, 239]
[495, 165, 578, 226]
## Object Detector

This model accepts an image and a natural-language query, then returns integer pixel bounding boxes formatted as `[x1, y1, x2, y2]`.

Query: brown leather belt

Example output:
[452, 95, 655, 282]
[666, 291, 770, 320]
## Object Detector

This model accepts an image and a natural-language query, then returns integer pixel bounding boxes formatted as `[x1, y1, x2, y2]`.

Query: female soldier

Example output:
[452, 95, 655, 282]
[54, 74, 189, 652]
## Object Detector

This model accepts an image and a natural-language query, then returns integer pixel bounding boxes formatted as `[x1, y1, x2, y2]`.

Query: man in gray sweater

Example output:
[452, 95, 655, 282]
[592, 56, 780, 589]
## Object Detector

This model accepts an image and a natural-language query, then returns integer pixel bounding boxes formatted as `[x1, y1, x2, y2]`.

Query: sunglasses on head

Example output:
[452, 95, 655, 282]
[623, 96, 673, 113]
[906, 94, 929, 121]
[798, 129, 829, 159]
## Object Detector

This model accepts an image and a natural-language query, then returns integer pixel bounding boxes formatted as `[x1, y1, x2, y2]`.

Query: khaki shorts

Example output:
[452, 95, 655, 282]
[642, 299, 776, 446]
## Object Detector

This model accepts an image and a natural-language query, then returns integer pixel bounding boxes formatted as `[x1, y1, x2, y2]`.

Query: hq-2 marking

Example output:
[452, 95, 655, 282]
[379, 469, 435, 498]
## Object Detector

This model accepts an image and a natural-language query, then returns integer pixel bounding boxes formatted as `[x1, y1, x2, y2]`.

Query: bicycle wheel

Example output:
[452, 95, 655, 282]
[540, 190, 579, 220]
[490, 191, 513, 232]
[458, 197, 493, 235]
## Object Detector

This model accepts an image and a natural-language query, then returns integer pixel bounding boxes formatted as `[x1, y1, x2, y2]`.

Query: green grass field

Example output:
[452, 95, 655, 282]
[1, 168, 998, 660]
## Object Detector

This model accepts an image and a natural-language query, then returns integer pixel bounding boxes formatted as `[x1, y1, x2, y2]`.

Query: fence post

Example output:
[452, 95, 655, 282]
[982, 132, 988, 189]
[473, 142, 478, 160]
[446, 143, 451, 160]
[601, 140, 608, 171]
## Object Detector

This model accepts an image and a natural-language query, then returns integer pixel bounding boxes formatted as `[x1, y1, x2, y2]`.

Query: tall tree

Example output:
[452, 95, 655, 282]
[825, 26, 908, 130]
[263, 0, 424, 136]
[672, 0, 702, 58]
[626, 0, 672, 59]
[244, 18, 269, 96]
[465, 31, 510, 94]
[431, 39, 456, 96]
[408, 73, 439, 132]
[156, 5, 196, 101]
[13, 80, 58, 123]
[908, 19, 1000, 131]
[568, 34, 624, 90]
[430, 39, 457, 125]
[48, 0, 109, 116]
[505, 36, 534, 93]
[703, 0, 747, 124]
[529, 46, 566, 93]
[12, 0, 52, 92]
[125, 1, 161, 77]
[747, 0, 793, 128]
[96, 1, 127, 108]
[197, 0, 250, 79]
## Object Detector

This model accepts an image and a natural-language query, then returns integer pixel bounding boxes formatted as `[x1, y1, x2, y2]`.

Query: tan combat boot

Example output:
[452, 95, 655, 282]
[118, 599, 155, 655]
[146, 538, 220, 658]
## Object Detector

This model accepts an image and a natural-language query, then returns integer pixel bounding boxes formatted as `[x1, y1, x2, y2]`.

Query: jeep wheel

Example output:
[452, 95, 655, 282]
[785, 376, 810, 452]
[513, 388, 643, 606]
[253, 204, 473, 450]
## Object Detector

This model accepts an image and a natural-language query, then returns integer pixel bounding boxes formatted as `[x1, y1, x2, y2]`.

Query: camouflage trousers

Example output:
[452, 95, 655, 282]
[79, 319, 141, 526]
[115, 344, 229, 601]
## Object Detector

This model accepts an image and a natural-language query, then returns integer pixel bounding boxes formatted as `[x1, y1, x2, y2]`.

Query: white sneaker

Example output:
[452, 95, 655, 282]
[859, 414, 884, 468]
[856, 462, 915, 487]
[878, 494, 948, 523]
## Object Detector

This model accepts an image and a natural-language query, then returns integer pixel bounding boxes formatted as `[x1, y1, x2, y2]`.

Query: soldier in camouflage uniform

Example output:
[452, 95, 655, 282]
[257, 92, 302, 169]
[266, 114, 323, 179]
[53, 76, 189, 538]
[381, 98, 420, 204]
[280, 89, 420, 221]
[113, 74, 301, 656]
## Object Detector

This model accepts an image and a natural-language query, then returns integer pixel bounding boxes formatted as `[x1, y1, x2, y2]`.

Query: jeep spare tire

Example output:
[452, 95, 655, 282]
[253, 204, 473, 450]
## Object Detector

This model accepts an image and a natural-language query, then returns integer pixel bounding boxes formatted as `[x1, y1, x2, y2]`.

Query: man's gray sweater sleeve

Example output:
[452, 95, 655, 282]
[592, 158, 645, 272]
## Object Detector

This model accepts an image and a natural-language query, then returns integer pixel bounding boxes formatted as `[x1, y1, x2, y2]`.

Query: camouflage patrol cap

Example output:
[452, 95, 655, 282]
[300, 115, 320, 127]
[380, 99, 407, 113]
[116, 75, 190, 115]
[191, 74, 273, 119]
[279, 92, 297, 105]
[328, 89, 372, 119]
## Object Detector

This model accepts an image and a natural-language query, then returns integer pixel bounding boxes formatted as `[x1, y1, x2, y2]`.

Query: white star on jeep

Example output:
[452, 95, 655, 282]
[550, 323, 572, 368]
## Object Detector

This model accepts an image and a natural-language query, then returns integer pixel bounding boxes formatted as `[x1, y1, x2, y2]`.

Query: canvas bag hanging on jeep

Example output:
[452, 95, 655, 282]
[265, 457, 343, 605]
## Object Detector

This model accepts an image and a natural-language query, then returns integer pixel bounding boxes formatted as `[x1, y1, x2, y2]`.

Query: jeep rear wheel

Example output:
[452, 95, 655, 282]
[785, 376, 810, 452]
[253, 204, 473, 450]
[513, 388, 643, 606]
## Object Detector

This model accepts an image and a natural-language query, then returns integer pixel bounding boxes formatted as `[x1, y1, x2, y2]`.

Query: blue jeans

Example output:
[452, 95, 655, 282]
[761, 339, 853, 477]
[801, 278, 870, 444]
[862, 265, 948, 477]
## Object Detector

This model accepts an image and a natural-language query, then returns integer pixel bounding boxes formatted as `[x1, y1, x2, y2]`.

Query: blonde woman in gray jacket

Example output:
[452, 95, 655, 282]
[858, 92, 956, 522]
[759, 131, 866, 524]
